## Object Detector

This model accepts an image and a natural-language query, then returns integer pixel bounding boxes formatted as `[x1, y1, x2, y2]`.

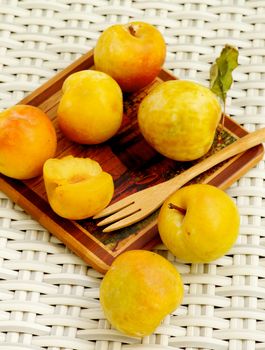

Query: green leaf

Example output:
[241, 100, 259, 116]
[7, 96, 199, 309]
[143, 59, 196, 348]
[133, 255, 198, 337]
[210, 45, 239, 105]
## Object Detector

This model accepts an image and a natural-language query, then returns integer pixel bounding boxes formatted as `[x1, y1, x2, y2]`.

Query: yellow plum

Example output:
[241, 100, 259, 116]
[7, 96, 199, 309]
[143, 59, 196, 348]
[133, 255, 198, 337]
[138, 80, 222, 161]
[100, 250, 184, 337]
[0, 104, 57, 180]
[43, 155, 114, 220]
[158, 184, 240, 263]
[58, 70, 123, 144]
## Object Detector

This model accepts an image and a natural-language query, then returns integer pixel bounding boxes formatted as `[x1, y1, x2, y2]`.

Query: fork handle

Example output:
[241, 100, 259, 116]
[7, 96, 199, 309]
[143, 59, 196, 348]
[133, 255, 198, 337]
[164, 127, 265, 192]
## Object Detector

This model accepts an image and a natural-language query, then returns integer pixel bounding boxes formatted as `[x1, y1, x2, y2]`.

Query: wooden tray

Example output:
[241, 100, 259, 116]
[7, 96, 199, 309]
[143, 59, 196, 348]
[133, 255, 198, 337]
[0, 50, 264, 274]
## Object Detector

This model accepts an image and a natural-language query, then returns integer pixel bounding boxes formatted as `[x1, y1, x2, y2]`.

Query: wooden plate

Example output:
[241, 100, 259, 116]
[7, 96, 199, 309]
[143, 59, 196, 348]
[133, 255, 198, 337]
[0, 50, 264, 274]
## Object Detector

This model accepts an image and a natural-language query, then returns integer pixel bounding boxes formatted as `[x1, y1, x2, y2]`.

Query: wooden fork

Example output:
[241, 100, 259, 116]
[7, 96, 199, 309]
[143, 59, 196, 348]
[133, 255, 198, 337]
[93, 128, 265, 232]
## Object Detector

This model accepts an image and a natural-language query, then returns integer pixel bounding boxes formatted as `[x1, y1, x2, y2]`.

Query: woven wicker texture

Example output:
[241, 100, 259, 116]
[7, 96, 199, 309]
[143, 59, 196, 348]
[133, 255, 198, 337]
[0, 0, 265, 349]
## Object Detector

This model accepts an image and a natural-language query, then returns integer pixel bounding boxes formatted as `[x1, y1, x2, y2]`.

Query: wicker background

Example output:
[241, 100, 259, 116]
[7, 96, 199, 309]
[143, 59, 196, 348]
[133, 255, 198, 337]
[0, 0, 265, 349]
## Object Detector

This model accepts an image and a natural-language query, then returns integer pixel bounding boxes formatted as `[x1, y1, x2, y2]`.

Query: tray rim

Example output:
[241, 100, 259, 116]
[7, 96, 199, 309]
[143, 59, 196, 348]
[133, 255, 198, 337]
[0, 49, 264, 273]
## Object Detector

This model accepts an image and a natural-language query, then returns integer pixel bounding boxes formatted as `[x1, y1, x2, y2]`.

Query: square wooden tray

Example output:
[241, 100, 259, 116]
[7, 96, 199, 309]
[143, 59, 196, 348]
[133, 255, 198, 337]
[0, 50, 264, 274]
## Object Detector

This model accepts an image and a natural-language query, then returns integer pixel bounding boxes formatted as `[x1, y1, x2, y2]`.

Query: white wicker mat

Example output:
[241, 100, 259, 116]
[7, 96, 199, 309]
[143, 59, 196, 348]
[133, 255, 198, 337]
[0, 1, 265, 349]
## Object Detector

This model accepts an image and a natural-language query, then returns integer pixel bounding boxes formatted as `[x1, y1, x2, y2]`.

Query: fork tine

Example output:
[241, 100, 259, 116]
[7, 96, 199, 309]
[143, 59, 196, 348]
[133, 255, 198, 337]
[96, 203, 139, 226]
[93, 197, 135, 219]
[101, 210, 146, 232]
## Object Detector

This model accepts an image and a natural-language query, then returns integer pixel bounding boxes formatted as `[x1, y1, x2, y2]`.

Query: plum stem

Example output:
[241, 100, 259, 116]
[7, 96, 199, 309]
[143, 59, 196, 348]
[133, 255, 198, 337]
[168, 203, 186, 215]
[128, 25, 136, 37]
